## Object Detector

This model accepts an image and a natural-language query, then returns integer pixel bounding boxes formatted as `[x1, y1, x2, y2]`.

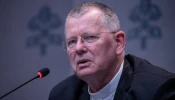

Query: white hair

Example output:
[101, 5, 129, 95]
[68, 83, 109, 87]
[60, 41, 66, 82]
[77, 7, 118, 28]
[66, 2, 120, 32]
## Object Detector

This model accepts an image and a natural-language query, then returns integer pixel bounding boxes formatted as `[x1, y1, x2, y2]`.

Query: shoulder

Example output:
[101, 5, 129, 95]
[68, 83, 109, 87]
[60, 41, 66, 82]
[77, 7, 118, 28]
[125, 54, 175, 100]
[49, 75, 84, 100]
[125, 54, 174, 79]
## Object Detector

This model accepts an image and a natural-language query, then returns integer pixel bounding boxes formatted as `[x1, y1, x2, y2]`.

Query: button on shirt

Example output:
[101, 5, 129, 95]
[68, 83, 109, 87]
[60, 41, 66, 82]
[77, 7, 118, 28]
[88, 60, 124, 100]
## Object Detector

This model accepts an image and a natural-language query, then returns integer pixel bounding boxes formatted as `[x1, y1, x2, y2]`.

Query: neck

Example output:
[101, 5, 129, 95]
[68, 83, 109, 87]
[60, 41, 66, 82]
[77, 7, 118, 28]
[84, 55, 124, 93]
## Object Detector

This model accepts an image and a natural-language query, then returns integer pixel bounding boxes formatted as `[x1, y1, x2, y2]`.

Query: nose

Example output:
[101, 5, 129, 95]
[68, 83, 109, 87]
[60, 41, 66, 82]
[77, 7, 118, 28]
[75, 38, 87, 55]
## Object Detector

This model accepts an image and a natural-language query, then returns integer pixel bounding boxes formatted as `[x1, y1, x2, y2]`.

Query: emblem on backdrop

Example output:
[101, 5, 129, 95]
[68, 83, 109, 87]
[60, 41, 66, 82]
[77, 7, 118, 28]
[128, 0, 162, 49]
[26, 6, 62, 56]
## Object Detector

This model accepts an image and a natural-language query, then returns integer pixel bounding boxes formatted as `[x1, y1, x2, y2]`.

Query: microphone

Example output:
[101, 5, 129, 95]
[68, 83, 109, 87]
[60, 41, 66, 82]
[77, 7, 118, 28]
[0, 68, 50, 99]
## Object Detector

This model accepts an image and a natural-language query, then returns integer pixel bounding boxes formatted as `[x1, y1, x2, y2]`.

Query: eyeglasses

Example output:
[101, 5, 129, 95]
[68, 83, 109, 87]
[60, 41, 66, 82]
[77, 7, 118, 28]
[62, 32, 116, 51]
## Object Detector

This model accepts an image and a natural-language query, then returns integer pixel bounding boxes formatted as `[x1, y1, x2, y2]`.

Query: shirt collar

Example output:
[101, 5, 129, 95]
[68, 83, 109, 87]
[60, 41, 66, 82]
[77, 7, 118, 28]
[88, 60, 124, 99]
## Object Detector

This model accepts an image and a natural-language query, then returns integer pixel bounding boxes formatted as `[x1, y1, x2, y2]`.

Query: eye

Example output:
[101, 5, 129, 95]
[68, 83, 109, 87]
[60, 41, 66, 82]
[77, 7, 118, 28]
[84, 35, 99, 42]
[67, 39, 77, 47]
[84, 35, 97, 39]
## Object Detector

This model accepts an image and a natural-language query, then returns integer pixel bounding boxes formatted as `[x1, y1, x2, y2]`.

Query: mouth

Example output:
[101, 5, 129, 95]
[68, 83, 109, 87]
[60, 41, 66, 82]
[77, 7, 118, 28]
[77, 59, 91, 66]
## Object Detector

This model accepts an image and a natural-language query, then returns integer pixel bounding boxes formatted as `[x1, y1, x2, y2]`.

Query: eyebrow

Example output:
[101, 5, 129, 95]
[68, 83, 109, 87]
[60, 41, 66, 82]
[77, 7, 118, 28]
[66, 36, 77, 41]
[66, 30, 101, 40]
[82, 32, 95, 36]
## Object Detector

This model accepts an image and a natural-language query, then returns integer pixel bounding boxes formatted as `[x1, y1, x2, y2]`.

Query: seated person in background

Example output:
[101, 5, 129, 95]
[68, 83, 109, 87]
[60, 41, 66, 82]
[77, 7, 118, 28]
[49, 2, 175, 100]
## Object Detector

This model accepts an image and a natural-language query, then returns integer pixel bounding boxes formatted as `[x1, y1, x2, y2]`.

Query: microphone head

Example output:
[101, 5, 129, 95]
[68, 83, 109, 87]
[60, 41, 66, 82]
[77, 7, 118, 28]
[37, 68, 50, 78]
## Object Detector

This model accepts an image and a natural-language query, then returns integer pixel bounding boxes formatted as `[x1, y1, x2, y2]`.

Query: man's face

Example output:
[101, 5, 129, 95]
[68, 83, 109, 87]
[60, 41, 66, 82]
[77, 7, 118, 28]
[65, 10, 118, 79]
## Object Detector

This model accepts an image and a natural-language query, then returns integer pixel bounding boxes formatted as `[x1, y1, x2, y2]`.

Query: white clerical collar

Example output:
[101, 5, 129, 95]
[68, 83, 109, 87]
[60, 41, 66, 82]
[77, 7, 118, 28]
[88, 60, 124, 100]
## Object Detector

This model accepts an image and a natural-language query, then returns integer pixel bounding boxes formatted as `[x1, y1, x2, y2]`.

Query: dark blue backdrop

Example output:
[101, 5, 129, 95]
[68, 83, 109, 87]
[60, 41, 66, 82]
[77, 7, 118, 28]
[0, 0, 174, 100]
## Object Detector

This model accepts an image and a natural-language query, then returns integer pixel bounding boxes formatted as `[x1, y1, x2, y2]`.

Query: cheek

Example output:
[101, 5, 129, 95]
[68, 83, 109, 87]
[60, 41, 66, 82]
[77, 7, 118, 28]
[67, 51, 76, 67]
[94, 40, 114, 55]
[67, 50, 75, 59]
[91, 39, 115, 64]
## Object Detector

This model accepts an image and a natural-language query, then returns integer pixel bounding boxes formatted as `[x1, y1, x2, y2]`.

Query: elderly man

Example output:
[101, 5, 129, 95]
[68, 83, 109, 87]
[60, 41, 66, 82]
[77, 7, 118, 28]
[49, 2, 175, 100]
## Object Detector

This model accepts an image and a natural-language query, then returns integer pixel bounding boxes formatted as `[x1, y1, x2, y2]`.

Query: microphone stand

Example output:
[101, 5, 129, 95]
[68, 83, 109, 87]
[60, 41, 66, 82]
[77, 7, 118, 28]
[0, 75, 39, 99]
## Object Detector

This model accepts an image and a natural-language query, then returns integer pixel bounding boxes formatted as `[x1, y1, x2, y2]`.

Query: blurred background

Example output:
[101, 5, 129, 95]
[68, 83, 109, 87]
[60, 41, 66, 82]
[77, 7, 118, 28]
[0, 0, 174, 100]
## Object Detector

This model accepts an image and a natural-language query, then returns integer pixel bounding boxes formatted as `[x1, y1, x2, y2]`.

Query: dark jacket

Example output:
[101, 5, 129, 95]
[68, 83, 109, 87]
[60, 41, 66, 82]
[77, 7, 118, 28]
[49, 54, 175, 100]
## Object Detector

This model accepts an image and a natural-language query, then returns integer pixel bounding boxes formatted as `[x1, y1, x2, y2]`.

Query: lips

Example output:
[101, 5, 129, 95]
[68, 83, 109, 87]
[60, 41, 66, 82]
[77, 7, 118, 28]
[77, 59, 89, 65]
[77, 59, 90, 66]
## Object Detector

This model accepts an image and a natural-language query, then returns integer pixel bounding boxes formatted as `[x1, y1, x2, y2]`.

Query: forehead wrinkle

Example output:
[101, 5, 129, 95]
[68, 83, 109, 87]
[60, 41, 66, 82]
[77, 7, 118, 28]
[65, 18, 80, 38]
[79, 9, 102, 32]
[65, 9, 103, 39]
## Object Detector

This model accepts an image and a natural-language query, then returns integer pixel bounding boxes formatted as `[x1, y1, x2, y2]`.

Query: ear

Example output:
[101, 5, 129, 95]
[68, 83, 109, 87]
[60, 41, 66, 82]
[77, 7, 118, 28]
[114, 31, 126, 55]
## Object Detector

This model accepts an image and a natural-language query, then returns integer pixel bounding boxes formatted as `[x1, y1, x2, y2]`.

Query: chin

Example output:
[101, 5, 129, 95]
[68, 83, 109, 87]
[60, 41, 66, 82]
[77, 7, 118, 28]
[76, 69, 96, 79]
